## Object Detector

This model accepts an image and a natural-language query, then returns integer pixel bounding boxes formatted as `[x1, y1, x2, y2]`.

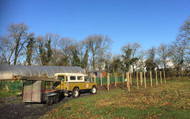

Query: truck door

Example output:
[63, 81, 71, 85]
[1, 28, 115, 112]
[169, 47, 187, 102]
[58, 75, 68, 90]
[23, 80, 42, 102]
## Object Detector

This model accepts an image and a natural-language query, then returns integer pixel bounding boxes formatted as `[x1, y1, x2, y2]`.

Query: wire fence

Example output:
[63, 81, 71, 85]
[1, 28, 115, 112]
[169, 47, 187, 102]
[0, 71, 166, 92]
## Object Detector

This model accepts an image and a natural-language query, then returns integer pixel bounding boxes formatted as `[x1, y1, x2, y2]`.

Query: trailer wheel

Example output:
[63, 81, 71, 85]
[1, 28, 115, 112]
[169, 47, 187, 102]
[53, 95, 59, 104]
[72, 88, 80, 98]
[46, 96, 54, 105]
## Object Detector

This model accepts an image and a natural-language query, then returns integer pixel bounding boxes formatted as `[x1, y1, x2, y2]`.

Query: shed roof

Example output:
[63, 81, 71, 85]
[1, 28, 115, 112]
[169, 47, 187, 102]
[0, 64, 85, 80]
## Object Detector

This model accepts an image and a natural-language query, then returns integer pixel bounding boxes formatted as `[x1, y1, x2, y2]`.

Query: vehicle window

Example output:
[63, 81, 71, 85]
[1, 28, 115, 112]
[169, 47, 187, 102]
[66, 76, 68, 81]
[70, 76, 76, 80]
[77, 76, 83, 80]
[58, 76, 64, 81]
[84, 76, 90, 82]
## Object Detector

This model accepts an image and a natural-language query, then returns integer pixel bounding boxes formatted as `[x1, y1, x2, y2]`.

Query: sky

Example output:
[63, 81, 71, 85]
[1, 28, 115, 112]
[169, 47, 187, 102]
[0, 0, 190, 54]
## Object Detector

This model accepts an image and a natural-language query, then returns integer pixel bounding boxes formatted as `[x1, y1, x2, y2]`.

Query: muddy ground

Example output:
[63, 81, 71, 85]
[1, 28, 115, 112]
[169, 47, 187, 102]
[0, 85, 121, 119]
[0, 96, 70, 119]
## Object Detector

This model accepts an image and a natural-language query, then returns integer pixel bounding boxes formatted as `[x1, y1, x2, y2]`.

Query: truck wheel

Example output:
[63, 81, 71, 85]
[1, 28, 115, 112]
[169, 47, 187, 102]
[72, 88, 80, 98]
[90, 86, 97, 94]
[53, 95, 59, 104]
[46, 96, 54, 105]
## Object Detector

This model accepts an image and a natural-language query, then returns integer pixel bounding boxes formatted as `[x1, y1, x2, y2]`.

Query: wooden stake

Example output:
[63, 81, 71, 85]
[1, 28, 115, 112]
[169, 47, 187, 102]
[91, 74, 92, 82]
[144, 72, 147, 88]
[163, 71, 166, 83]
[107, 73, 110, 91]
[160, 71, 163, 84]
[126, 72, 130, 91]
[94, 75, 96, 83]
[100, 73, 103, 86]
[140, 72, 143, 86]
[136, 72, 139, 89]
[5, 82, 9, 91]
[122, 73, 124, 83]
[155, 71, 158, 85]
[114, 73, 117, 87]
[130, 72, 132, 85]
[150, 71, 153, 87]
[126, 72, 129, 86]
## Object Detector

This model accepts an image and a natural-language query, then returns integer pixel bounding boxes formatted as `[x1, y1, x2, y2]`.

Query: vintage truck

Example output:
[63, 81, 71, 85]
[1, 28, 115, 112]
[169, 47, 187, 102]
[0, 64, 97, 105]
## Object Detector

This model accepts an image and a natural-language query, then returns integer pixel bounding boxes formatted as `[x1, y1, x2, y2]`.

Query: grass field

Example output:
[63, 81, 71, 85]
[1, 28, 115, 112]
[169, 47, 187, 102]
[42, 78, 190, 119]
[0, 89, 21, 98]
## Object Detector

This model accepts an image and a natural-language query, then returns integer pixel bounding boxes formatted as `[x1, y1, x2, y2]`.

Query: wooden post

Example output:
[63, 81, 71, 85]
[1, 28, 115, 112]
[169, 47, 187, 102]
[163, 71, 166, 83]
[94, 75, 96, 83]
[155, 71, 158, 85]
[126, 72, 129, 86]
[140, 72, 143, 86]
[160, 71, 163, 84]
[107, 73, 110, 91]
[5, 82, 9, 91]
[130, 72, 132, 85]
[144, 72, 146, 88]
[91, 74, 92, 82]
[136, 72, 139, 89]
[114, 73, 117, 87]
[100, 73, 103, 86]
[150, 71, 153, 87]
[126, 72, 130, 91]
[122, 73, 124, 83]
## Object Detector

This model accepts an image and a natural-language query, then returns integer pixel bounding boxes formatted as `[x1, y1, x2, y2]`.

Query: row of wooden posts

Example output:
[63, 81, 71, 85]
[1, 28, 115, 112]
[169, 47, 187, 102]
[91, 71, 166, 92]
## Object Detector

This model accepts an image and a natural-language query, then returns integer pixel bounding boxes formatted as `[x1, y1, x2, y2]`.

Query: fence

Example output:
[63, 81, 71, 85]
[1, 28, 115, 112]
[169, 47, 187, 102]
[0, 71, 167, 92]
[92, 71, 167, 92]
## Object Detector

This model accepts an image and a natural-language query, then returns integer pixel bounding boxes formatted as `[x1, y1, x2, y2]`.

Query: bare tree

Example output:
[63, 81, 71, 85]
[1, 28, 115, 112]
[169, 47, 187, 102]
[169, 17, 190, 76]
[0, 36, 15, 64]
[156, 43, 170, 70]
[85, 34, 112, 70]
[7, 23, 29, 65]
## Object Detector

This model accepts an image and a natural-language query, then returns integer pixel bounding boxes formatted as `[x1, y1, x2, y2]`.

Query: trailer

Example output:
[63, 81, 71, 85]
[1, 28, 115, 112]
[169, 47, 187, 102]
[0, 64, 97, 105]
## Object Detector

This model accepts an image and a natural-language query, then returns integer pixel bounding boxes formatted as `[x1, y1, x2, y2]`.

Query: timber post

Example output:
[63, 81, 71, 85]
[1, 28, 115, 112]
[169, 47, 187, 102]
[136, 72, 139, 89]
[140, 72, 143, 86]
[150, 71, 153, 87]
[130, 72, 132, 85]
[160, 71, 163, 84]
[107, 73, 110, 91]
[94, 75, 96, 83]
[100, 73, 103, 86]
[163, 71, 166, 83]
[114, 73, 117, 87]
[155, 71, 158, 85]
[127, 72, 130, 92]
[144, 72, 147, 88]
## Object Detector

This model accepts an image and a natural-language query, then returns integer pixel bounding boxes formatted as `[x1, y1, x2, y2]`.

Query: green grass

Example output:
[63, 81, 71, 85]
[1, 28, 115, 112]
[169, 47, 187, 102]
[0, 89, 21, 98]
[44, 79, 190, 119]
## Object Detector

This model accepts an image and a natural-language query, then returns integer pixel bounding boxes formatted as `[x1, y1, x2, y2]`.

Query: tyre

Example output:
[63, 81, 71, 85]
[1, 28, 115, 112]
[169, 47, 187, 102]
[53, 95, 59, 104]
[46, 96, 54, 105]
[72, 88, 80, 98]
[90, 86, 97, 94]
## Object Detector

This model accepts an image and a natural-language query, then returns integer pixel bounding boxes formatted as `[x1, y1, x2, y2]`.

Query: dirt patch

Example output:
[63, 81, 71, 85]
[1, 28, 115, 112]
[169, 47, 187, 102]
[0, 98, 62, 119]
[0, 93, 92, 119]
[0, 86, 119, 119]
